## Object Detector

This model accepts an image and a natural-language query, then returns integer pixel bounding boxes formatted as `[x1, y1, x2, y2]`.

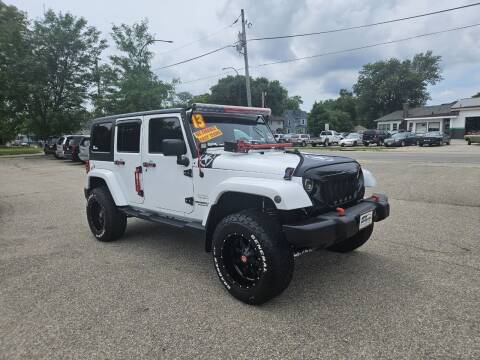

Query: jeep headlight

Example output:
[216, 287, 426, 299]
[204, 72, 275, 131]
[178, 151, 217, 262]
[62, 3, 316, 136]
[303, 178, 315, 194]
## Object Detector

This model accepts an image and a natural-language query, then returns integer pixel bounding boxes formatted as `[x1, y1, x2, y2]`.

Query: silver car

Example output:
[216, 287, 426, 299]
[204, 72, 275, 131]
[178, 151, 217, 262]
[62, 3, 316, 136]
[78, 136, 90, 162]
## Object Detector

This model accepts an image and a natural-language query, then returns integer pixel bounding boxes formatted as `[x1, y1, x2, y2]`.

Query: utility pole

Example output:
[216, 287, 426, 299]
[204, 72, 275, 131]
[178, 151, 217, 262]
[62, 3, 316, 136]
[240, 9, 252, 107]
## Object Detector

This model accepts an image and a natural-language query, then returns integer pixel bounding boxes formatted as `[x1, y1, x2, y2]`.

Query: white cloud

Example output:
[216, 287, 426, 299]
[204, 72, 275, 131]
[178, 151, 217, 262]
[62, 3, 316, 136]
[8, 0, 480, 110]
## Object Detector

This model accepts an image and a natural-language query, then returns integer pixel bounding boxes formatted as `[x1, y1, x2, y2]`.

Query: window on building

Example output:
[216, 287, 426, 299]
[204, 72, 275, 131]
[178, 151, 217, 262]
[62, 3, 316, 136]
[392, 123, 398, 131]
[149, 117, 183, 153]
[117, 122, 141, 153]
[408, 123, 413, 131]
[416, 122, 427, 133]
[91, 122, 112, 152]
[428, 122, 440, 132]
[378, 124, 390, 131]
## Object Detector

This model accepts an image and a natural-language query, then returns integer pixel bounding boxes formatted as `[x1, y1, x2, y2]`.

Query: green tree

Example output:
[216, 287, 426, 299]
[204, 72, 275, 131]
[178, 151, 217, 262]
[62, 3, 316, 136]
[106, 20, 175, 114]
[206, 75, 301, 116]
[172, 91, 193, 107]
[353, 51, 442, 127]
[191, 93, 211, 104]
[27, 10, 106, 138]
[473, 92, 480, 98]
[283, 95, 303, 111]
[0, 2, 30, 144]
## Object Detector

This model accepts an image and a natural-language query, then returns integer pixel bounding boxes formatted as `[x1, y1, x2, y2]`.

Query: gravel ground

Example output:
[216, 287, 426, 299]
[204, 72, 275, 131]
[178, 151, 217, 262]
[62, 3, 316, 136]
[0, 147, 479, 359]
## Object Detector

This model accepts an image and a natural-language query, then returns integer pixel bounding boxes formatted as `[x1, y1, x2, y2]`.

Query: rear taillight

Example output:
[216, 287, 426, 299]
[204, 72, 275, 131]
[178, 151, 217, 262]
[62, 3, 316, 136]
[85, 160, 90, 173]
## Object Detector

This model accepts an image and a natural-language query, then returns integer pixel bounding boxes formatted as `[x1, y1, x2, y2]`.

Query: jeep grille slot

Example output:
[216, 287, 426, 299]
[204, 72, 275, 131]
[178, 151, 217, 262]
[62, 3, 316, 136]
[318, 173, 358, 207]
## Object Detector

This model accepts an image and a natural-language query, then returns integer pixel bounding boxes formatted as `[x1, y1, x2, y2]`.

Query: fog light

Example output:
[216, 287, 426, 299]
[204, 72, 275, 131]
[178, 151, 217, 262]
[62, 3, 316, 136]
[303, 178, 315, 193]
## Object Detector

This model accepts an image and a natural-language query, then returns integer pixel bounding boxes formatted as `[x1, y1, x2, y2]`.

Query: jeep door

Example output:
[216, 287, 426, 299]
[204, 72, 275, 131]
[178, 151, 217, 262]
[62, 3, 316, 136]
[114, 118, 144, 204]
[141, 114, 194, 214]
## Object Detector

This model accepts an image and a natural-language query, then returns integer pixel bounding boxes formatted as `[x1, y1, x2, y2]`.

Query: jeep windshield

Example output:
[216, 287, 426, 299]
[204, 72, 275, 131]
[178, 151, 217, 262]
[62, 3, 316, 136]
[190, 114, 276, 147]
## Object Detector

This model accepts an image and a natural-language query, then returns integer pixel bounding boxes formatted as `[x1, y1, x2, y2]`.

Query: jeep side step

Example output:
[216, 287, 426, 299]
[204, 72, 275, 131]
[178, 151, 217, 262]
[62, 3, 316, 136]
[118, 206, 205, 232]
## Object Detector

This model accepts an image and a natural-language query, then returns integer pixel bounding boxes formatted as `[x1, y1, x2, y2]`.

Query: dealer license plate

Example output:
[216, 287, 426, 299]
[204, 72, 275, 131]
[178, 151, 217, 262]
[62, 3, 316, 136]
[359, 211, 373, 230]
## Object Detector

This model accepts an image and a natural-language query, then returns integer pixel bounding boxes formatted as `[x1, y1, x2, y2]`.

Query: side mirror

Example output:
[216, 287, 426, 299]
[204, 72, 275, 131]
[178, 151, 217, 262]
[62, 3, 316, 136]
[162, 139, 189, 166]
[162, 139, 186, 156]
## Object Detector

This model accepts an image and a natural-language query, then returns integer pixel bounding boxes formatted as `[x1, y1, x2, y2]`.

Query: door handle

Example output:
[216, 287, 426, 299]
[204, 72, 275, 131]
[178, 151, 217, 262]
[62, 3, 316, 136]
[143, 161, 156, 168]
[114, 159, 125, 166]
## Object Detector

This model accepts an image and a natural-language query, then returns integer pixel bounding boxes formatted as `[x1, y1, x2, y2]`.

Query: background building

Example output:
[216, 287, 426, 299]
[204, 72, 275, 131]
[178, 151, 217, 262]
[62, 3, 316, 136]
[374, 98, 480, 138]
[283, 109, 307, 134]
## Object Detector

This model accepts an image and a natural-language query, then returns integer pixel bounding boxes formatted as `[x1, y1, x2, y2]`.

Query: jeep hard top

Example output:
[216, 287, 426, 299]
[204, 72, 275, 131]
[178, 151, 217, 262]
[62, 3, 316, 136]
[84, 103, 390, 304]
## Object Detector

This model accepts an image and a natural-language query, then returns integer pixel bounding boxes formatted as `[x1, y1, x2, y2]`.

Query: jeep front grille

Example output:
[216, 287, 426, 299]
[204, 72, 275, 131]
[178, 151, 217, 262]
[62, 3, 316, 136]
[304, 162, 364, 210]
[316, 173, 359, 207]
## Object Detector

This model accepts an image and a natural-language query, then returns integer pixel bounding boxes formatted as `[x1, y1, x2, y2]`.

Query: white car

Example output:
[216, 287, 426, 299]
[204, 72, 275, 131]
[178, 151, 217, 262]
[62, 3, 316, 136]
[339, 133, 362, 147]
[84, 103, 389, 305]
[78, 136, 90, 162]
[55, 135, 74, 159]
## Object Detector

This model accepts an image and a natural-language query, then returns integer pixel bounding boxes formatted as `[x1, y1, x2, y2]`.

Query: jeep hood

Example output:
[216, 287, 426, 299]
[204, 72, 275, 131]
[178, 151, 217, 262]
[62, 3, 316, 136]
[198, 149, 357, 176]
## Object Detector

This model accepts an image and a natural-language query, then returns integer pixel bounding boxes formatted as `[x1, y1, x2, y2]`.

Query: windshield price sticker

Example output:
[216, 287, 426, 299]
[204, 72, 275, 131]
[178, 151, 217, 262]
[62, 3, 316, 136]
[193, 126, 223, 143]
[192, 113, 206, 129]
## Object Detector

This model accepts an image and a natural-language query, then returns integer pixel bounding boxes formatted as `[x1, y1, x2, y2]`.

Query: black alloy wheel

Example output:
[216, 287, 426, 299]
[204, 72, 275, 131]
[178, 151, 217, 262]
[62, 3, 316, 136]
[221, 233, 263, 289]
[89, 198, 105, 234]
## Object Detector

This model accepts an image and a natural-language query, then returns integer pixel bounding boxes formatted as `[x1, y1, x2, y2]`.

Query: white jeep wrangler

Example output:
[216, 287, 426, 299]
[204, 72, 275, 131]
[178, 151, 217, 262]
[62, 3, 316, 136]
[85, 103, 390, 304]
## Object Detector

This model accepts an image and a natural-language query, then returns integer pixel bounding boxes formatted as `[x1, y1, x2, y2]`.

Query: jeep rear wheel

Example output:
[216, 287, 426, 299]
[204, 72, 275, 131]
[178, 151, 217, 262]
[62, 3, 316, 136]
[86, 186, 127, 242]
[327, 224, 374, 253]
[212, 210, 294, 305]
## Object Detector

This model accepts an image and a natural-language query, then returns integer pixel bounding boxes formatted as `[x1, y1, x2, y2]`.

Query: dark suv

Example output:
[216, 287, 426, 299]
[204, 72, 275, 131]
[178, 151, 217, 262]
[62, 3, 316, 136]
[362, 129, 390, 146]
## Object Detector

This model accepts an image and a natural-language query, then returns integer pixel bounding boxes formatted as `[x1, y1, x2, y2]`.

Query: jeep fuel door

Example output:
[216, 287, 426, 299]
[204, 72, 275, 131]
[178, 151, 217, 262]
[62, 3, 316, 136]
[141, 114, 194, 214]
[114, 118, 145, 204]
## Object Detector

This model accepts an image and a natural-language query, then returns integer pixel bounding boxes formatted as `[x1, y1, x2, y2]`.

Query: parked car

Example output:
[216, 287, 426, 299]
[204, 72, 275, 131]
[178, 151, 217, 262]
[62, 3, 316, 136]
[64, 135, 86, 161]
[78, 136, 90, 162]
[43, 137, 58, 154]
[55, 135, 72, 159]
[417, 131, 450, 146]
[339, 133, 362, 147]
[318, 130, 341, 146]
[383, 132, 417, 147]
[84, 103, 390, 305]
[290, 134, 311, 147]
[362, 129, 389, 146]
[464, 132, 480, 145]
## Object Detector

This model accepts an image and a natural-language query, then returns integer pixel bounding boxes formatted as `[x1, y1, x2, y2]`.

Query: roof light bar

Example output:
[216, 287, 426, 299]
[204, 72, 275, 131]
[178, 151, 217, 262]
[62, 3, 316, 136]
[192, 103, 272, 117]
[224, 140, 292, 153]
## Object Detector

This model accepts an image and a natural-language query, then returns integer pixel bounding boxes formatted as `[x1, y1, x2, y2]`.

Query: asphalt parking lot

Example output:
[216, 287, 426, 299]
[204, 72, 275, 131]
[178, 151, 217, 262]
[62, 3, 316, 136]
[1, 143, 479, 359]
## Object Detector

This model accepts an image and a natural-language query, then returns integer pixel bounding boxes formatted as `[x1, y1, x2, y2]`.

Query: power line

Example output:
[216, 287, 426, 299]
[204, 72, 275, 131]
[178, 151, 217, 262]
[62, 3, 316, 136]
[174, 23, 480, 85]
[153, 44, 236, 71]
[249, 23, 480, 68]
[248, 2, 480, 41]
[155, 16, 240, 56]
[178, 71, 232, 85]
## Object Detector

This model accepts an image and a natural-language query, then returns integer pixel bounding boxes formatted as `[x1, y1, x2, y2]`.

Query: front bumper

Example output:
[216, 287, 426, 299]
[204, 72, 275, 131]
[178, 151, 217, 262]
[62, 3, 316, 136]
[283, 194, 390, 248]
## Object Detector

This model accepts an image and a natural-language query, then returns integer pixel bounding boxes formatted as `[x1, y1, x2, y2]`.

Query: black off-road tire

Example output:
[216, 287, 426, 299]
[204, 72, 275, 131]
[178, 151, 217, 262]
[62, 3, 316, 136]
[212, 210, 294, 305]
[327, 224, 374, 253]
[86, 186, 127, 242]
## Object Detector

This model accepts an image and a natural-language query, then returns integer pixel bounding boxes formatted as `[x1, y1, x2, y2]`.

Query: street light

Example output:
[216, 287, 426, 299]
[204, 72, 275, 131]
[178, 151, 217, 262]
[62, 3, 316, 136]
[222, 66, 239, 76]
[140, 39, 174, 54]
[139, 39, 173, 66]
[222, 67, 241, 105]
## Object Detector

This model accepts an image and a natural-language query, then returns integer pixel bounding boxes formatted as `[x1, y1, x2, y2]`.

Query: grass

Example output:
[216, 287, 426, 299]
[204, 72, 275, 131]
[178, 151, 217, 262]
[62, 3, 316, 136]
[0, 146, 43, 156]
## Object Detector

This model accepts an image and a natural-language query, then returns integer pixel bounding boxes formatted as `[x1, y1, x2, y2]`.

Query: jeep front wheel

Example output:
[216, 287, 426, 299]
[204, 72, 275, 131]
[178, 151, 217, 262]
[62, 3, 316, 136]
[327, 224, 374, 253]
[212, 210, 294, 305]
[86, 186, 127, 242]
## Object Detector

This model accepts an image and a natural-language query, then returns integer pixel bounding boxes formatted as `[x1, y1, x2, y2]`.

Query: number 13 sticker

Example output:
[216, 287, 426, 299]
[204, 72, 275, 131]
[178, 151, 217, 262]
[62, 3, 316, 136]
[192, 113, 206, 129]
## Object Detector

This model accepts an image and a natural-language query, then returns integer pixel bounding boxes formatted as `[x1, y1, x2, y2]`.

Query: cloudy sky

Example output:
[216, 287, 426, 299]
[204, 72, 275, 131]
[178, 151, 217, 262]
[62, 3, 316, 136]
[8, 0, 480, 111]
